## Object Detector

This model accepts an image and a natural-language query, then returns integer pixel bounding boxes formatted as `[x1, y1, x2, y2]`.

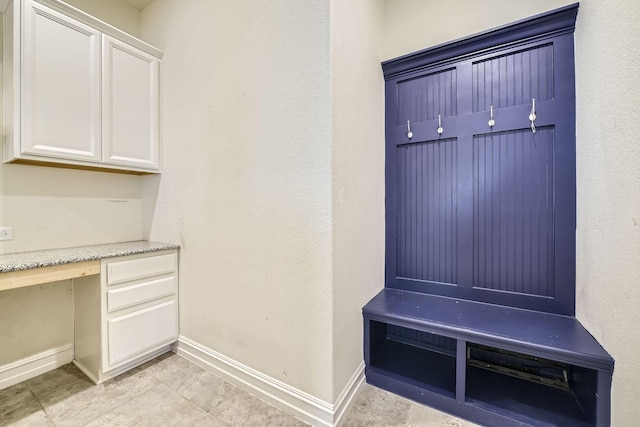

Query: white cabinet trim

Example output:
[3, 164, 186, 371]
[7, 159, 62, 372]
[34, 0, 162, 58]
[2, 0, 163, 174]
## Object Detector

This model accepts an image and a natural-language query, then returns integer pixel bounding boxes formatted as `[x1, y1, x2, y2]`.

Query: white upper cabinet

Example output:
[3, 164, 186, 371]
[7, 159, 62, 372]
[102, 36, 159, 170]
[2, 0, 163, 173]
[21, 2, 102, 162]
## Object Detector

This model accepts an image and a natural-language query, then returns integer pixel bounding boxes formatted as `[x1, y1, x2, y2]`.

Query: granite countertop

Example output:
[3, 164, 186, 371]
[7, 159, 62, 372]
[0, 241, 180, 273]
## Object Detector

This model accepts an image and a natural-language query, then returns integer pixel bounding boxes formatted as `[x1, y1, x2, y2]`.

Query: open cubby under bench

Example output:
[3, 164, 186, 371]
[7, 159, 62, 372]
[363, 289, 614, 427]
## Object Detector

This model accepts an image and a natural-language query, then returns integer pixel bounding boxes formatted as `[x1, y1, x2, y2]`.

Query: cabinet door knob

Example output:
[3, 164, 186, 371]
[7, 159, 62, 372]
[437, 114, 444, 135]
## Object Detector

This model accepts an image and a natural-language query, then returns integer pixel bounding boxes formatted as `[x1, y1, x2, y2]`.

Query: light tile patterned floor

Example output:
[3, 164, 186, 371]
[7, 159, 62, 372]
[0, 352, 475, 426]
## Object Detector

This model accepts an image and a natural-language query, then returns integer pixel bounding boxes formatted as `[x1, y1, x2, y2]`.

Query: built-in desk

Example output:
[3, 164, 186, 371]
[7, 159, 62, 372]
[0, 260, 100, 291]
[0, 240, 180, 281]
[1, 240, 178, 292]
[0, 241, 180, 388]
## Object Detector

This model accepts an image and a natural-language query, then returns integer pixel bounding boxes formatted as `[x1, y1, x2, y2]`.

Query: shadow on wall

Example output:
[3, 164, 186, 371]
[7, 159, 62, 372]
[0, 162, 144, 253]
[141, 173, 161, 241]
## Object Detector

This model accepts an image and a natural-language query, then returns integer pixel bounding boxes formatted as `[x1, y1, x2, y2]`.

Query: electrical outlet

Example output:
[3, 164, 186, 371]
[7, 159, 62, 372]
[0, 227, 14, 241]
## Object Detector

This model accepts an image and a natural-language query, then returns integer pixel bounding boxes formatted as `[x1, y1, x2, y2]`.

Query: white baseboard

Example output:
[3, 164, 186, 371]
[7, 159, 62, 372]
[0, 344, 74, 390]
[175, 336, 364, 427]
[74, 344, 173, 385]
[332, 360, 365, 427]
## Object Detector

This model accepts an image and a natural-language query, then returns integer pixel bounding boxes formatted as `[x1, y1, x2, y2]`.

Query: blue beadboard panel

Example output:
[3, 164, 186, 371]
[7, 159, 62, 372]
[472, 127, 555, 297]
[396, 138, 458, 284]
[397, 68, 457, 125]
[472, 44, 554, 113]
[387, 324, 457, 354]
[385, 31, 576, 315]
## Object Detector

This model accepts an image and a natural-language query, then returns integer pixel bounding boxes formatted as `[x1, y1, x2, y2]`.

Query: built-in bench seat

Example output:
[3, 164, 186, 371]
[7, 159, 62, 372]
[363, 289, 614, 427]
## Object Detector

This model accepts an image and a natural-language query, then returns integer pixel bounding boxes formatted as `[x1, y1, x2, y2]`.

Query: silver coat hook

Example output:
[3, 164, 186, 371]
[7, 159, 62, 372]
[488, 106, 495, 128]
[406, 120, 413, 139]
[437, 114, 443, 135]
[529, 99, 537, 134]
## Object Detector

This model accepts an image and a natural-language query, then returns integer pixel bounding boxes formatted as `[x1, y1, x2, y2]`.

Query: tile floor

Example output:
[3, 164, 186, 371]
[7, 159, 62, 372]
[0, 352, 476, 426]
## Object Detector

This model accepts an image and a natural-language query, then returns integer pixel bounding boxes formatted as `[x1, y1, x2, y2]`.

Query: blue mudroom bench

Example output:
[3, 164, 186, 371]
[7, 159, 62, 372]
[363, 289, 613, 426]
[364, 4, 614, 426]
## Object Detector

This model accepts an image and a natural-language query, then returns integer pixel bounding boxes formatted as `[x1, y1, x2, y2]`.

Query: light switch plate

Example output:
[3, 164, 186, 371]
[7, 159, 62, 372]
[0, 227, 14, 241]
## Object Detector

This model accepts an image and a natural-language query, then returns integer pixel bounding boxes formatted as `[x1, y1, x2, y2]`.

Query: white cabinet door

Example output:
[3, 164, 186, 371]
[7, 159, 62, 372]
[107, 300, 177, 368]
[21, 1, 101, 162]
[102, 35, 159, 170]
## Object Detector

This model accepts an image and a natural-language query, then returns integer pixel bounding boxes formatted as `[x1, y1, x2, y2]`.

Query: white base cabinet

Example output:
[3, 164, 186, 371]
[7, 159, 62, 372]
[73, 250, 178, 384]
[2, 0, 162, 174]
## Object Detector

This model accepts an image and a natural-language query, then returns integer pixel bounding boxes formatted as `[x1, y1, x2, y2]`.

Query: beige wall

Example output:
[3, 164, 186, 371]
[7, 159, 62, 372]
[382, 0, 640, 425]
[382, 0, 575, 60]
[0, 280, 73, 366]
[64, 0, 140, 37]
[0, 0, 142, 368]
[330, 0, 384, 399]
[574, 1, 640, 425]
[0, 167, 143, 255]
[140, 0, 336, 402]
[140, 0, 386, 405]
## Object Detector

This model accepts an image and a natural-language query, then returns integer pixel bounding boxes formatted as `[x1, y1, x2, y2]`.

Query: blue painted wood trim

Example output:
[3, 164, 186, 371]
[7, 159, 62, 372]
[596, 369, 613, 426]
[366, 369, 567, 427]
[382, 3, 579, 79]
[455, 340, 466, 404]
[363, 289, 614, 372]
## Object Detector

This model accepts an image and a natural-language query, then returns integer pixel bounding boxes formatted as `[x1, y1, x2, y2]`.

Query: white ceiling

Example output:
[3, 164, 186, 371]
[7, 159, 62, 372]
[121, 0, 154, 11]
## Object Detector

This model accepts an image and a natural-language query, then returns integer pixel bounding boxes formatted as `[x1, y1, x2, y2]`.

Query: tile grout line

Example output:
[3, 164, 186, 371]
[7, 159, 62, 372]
[26, 387, 57, 427]
[154, 353, 310, 426]
[10, 357, 468, 427]
[19, 355, 310, 426]
[183, 394, 234, 427]
[141, 355, 235, 426]
[78, 400, 124, 427]
[25, 369, 91, 426]
[148, 354, 242, 423]
[26, 365, 159, 426]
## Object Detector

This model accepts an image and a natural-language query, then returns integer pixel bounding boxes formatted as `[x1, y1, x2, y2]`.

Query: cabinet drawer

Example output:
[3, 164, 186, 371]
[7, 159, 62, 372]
[107, 252, 176, 285]
[107, 300, 177, 368]
[107, 275, 176, 313]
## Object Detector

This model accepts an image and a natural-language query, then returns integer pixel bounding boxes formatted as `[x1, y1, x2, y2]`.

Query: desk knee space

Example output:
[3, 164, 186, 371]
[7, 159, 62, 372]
[363, 289, 614, 427]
